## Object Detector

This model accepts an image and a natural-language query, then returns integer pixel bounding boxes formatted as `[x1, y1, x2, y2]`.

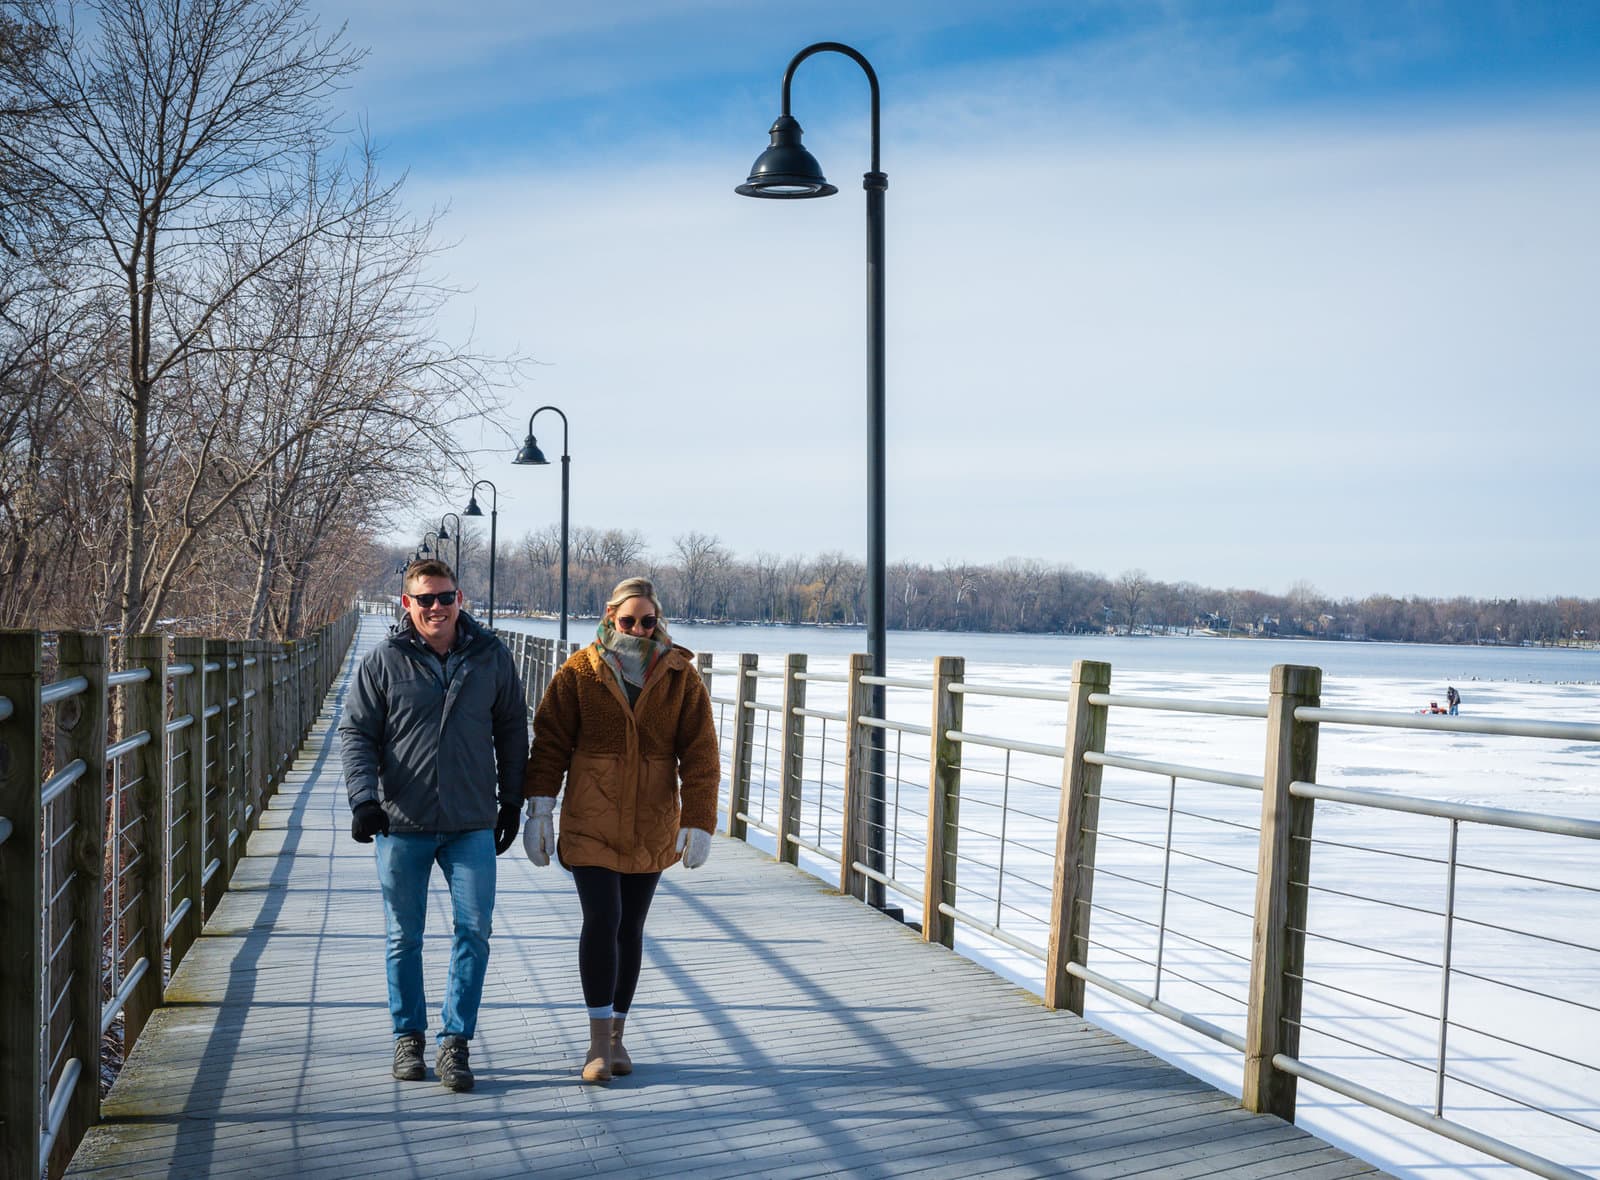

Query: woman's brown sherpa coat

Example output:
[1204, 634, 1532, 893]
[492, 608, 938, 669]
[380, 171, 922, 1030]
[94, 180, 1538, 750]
[523, 643, 720, 873]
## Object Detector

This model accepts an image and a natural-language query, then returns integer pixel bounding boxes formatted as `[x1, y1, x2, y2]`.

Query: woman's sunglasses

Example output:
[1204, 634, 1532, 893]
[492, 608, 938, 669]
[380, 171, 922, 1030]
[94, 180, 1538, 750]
[411, 591, 458, 608]
[617, 614, 657, 631]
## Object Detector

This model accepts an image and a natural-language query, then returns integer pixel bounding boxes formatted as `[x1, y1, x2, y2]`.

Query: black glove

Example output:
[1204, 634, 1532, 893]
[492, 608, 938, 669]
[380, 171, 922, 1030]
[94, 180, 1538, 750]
[493, 803, 520, 855]
[351, 800, 389, 843]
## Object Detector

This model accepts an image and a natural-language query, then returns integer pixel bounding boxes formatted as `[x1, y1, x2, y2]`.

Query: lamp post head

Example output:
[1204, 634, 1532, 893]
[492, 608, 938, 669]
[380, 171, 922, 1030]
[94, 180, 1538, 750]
[420, 540, 431, 556]
[437, 522, 450, 541]
[736, 115, 837, 198]
[513, 432, 550, 465]
[463, 495, 483, 517]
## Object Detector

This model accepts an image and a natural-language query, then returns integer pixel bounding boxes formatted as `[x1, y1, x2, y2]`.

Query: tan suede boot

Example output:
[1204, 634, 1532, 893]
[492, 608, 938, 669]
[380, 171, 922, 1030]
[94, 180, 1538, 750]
[610, 1015, 633, 1076]
[581, 1018, 612, 1084]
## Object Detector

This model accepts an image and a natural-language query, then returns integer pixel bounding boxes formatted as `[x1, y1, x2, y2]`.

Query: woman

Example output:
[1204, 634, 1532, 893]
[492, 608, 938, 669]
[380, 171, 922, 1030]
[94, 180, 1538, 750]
[522, 576, 720, 1082]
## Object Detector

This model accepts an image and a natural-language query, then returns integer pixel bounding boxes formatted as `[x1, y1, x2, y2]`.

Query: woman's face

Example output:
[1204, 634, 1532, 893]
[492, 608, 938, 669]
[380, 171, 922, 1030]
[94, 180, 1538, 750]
[611, 596, 659, 638]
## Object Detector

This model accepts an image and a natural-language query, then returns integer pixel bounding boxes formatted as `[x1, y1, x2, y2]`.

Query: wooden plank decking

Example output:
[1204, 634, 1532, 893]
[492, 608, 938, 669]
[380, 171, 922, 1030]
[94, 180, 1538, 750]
[66, 622, 1389, 1179]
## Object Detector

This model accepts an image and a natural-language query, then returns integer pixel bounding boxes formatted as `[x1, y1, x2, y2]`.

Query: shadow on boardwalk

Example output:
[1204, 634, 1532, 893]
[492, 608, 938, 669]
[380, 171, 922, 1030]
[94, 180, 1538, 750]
[67, 623, 1386, 1180]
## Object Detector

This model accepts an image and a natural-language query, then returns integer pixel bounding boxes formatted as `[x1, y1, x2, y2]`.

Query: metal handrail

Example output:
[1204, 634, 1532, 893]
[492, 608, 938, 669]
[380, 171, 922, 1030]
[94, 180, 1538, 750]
[862, 674, 933, 690]
[1270, 1054, 1588, 1180]
[1088, 750, 1263, 793]
[106, 731, 152, 760]
[1066, 960, 1248, 1052]
[783, 831, 842, 864]
[40, 758, 86, 808]
[951, 681, 1071, 703]
[101, 957, 150, 1035]
[107, 668, 153, 687]
[935, 901, 1045, 961]
[1296, 704, 1600, 742]
[1292, 780, 1600, 840]
[1089, 691, 1268, 719]
[946, 728, 1064, 759]
[860, 715, 931, 737]
[850, 859, 926, 904]
[41, 675, 88, 705]
[795, 706, 846, 723]
[38, 1057, 82, 1161]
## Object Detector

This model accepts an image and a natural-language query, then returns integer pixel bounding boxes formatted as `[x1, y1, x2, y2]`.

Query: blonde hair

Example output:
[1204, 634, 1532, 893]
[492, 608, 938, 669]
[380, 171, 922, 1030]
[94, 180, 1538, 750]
[605, 576, 671, 644]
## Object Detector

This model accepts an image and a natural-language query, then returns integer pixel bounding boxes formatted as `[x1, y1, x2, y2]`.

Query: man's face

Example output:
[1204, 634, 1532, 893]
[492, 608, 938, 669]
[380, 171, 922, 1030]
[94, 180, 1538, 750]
[402, 574, 462, 649]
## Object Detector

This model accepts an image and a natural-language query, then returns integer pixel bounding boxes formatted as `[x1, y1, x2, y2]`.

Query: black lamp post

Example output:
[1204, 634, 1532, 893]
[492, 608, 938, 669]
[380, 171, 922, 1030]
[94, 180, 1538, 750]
[420, 530, 440, 558]
[738, 41, 889, 910]
[513, 405, 571, 643]
[463, 480, 498, 628]
[437, 512, 462, 577]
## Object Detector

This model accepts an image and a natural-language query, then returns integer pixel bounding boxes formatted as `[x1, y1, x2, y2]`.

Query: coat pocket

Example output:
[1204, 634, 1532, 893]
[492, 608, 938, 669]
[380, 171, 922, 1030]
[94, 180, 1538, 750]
[640, 755, 681, 833]
[563, 752, 622, 824]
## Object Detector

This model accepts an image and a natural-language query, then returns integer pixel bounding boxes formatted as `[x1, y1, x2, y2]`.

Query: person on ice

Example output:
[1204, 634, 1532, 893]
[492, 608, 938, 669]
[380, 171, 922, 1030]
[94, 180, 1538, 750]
[521, 575, 720, 1083]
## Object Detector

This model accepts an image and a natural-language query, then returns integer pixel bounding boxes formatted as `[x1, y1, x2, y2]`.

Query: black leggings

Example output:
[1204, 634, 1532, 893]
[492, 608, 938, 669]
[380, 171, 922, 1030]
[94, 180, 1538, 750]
[571, 866, 662, 1014]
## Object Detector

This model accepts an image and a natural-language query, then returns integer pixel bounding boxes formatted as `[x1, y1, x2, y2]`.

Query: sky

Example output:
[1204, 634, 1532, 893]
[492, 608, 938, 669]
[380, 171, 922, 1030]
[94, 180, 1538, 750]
[311, 0, 1600, 602]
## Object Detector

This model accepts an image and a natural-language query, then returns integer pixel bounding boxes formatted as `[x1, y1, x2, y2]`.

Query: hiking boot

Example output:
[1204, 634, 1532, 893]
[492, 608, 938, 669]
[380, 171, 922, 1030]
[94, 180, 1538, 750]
[392, 1032, 425, 1081]
[436, 1035, 475, 1092]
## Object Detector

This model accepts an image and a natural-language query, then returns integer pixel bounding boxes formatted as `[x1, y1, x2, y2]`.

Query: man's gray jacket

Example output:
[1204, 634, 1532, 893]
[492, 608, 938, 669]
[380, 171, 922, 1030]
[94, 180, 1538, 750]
[339, 612, 529, 833]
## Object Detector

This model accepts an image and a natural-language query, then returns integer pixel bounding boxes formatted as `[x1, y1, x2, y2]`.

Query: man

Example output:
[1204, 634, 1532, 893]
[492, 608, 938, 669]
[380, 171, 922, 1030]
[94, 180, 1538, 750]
[339, 558, 528, 1092]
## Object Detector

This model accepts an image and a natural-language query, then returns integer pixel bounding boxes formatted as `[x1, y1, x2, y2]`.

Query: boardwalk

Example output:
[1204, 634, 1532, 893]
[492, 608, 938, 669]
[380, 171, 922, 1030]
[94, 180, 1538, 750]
[66, 623, 1387, 1179]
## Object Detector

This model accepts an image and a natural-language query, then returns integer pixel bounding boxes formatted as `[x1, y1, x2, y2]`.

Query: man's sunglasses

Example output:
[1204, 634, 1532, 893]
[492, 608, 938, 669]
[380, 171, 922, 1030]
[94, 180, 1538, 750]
[411, 591, 458, 608]
[617, 614, 657, 631]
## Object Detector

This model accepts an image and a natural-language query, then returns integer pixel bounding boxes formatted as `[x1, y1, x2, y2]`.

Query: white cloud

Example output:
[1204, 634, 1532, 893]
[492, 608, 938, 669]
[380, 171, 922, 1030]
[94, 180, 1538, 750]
[372, 32, 1600, 598]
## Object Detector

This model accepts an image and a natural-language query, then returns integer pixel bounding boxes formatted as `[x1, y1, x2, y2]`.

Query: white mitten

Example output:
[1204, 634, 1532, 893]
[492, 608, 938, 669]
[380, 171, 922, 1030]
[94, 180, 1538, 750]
[523, 796, 556, 867]
[675, 827, 711, 869]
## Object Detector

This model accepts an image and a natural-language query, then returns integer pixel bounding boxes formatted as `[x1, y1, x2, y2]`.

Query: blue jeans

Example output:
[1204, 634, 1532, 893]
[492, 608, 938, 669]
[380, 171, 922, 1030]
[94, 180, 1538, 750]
[374, 829, 496, 1042]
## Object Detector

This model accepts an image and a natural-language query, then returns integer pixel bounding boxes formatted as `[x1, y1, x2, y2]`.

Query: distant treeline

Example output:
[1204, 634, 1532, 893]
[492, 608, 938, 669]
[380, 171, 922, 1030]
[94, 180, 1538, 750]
[367, 526, 1600, 648]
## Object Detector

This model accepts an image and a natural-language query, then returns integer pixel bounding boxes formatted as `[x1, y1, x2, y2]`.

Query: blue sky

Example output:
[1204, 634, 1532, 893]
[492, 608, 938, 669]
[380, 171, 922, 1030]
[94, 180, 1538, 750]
[316, 1, 1600, 600]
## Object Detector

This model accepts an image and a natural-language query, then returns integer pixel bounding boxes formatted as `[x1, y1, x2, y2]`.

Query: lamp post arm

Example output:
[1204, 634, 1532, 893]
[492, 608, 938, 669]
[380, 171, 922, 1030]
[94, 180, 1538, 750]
[529, 405, 570, 457]
[780, 42, 880, 173]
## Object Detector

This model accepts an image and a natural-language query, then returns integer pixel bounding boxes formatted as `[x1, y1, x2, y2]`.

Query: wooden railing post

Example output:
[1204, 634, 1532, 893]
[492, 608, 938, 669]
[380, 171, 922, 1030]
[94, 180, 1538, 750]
[0, 631, 44, 1180]
[776, 654, 808, 866]
[1045, 659, 1112, 1012]
[250, 642, 270, 808]
[225, 640, 245, 873]
[122, 634, 169, 1047]
[1244, 663, 1323, 1121]
[169, 639, 206, 969]
[923, 656, 965, 948]
[838, 652, 874, 902]
[274, 646, 290, 784]
[725, 653, 758, 841]
[202, 639, 229, 917]
[302, 637, 314, 738]
[52, 631, 108, 1177]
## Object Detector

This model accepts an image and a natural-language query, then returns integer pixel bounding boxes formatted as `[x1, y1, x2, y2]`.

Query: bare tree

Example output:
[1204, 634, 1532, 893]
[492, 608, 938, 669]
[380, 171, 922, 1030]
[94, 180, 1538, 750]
[7, 0, 364, 632]
[1114, 569, 1148, 635]
[673, 530, 726, 620]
